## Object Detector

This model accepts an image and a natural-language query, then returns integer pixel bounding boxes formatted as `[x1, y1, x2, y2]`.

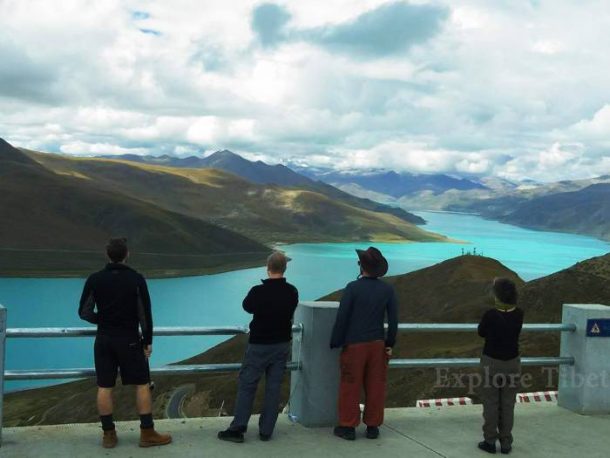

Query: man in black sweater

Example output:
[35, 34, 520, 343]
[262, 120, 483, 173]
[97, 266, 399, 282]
[218, 251, 299, 443]
[79, 238, 171, 449]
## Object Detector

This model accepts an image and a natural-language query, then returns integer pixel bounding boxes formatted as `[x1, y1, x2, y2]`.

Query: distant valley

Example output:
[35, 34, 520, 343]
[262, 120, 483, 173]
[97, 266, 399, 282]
[295, 166, 610, 242]
[0, 139, 446, 277]
[100, 149, 610, 241]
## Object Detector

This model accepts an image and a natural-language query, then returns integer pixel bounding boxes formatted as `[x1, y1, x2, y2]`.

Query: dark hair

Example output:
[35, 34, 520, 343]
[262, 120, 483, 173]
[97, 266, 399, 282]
[492, 277, 518, 305]
[106, 237, 128, 263]
[267, 251, 288, 274]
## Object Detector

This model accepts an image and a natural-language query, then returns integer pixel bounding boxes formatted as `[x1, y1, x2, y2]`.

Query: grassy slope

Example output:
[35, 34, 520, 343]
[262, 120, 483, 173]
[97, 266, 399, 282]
[6, 254, 610, 426]
[0, 141, 270, 277]
[24, 150, 446, 245]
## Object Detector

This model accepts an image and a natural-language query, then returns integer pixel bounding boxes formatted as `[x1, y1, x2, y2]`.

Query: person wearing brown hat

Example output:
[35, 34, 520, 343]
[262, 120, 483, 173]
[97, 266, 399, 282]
[330, 247, 398, 441]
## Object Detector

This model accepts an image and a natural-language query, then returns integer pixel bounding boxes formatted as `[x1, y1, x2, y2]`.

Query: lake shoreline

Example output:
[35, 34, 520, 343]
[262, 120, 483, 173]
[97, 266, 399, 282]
[0, 258, 268, 280]
[0, 235, 457, 279]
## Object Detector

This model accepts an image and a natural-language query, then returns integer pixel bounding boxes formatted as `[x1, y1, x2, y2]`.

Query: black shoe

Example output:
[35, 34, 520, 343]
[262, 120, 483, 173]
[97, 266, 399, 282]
[366, 426, 379, 439]
[500, 445, 512, 454]
[478, 441, 497, 454]
[333, 426, 356, 441]
[259, 433, 271, 441]
[217, 429, 244, 443]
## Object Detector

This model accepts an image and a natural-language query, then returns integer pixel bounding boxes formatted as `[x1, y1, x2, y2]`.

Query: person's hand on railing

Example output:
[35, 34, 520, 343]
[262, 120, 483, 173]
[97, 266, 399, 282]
[144, 345, 153, 359]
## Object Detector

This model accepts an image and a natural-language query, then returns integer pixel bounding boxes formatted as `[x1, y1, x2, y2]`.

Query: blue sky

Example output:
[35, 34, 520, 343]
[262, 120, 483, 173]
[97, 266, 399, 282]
[1, 0, 610, 182]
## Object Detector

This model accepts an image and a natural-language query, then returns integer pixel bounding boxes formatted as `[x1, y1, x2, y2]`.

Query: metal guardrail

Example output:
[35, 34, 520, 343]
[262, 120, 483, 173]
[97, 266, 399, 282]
[1, 322, 574, 381]
[389, 356, 574, 368]
[6, 325, 303, 338]
[2, 323, 304, 380]
[0, 301, 577, 446]
[395, 323, 576, 333]
[4, 362, 303, 380]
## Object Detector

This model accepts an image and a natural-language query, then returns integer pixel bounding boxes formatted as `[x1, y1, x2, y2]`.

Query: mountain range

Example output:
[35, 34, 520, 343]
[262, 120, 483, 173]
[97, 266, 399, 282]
[301, 166, 610, 242]
[5, 252, 610, 425]
[299, 169, 487, 198]
[101, 150, 425, 225]
[104, 150, 315, 188]
[1, 138, 446, 276]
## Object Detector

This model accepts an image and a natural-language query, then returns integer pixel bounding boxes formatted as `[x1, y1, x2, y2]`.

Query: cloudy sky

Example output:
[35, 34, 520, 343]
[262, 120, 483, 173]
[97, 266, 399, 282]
[1, 0, 610, 181]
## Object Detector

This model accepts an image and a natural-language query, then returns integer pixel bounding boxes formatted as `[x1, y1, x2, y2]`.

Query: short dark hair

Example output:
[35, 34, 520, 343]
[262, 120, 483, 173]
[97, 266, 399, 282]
[106, 237, 128, 263]
[492, 277, 518, 305]
[267, 251, 288, 274]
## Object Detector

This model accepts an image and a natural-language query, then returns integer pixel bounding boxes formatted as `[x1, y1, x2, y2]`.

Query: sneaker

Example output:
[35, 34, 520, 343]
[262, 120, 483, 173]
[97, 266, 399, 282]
[478, 441, 497, 454]
[102, 429, 118, 448]
[333, 426, 356, 441]
[218, 429, 245, 443]
[366, 426, 380, 439]
[259, 433, 272, 441]
[501, 445, 512, 454]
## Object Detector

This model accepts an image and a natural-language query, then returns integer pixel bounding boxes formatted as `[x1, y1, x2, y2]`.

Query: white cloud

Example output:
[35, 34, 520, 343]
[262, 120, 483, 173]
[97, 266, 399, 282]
[1, 0, 610, 181]
[568, 104, 610, 140]
[532, 40, 563, 55]
[59, 141, 148, 156]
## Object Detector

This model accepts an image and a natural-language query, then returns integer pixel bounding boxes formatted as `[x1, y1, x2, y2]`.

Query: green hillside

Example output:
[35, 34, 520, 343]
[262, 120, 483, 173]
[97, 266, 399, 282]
[5, 254, 610, 425]
[0, 139, 270, 277]
[21, 148, 447, 245]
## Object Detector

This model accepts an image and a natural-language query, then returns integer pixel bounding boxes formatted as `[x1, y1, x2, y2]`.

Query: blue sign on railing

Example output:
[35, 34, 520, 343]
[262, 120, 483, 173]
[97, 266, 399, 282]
[586, 319, 610, 337]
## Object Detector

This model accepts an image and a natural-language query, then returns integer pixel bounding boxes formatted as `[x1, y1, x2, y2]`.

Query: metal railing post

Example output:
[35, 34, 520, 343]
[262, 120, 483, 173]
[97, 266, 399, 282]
[0, 304, 6, 447]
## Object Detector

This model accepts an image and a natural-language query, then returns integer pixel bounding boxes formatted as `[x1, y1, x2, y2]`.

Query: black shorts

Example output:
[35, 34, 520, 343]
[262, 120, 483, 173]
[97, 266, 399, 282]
[94, 334, 149, 388]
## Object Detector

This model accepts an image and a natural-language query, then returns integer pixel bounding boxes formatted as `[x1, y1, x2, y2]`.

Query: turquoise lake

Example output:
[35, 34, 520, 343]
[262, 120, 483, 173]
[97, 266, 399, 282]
[1, 211, 608, 391]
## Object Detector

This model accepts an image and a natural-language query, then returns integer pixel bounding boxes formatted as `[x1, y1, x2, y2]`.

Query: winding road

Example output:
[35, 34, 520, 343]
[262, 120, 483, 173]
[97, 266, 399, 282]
[166, 384, 195, 419]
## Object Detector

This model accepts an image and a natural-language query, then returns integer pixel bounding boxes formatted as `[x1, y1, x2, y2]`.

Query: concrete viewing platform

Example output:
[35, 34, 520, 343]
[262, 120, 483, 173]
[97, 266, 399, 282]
[2, 403, 609, 458]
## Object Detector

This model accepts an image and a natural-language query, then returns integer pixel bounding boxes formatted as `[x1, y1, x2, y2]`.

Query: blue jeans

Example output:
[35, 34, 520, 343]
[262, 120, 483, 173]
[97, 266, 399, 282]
[230, 342, 290, 436]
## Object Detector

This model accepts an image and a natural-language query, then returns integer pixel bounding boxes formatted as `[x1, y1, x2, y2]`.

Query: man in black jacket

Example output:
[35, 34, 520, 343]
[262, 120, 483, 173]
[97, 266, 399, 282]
[218, 251, 299, 443]
[79, 238, 171, 449]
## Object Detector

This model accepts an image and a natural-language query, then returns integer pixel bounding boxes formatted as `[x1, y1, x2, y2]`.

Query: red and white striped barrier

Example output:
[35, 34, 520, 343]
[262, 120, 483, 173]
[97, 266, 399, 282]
[416, 397, 473, 408]
[516, 391, 558, 403]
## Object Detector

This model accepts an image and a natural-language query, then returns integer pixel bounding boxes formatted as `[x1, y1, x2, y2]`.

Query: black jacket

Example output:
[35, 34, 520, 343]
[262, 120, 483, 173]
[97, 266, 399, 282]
[243, 278, 299, 344]
[330, 277, 399, 349]
[78, 263, 153, 345]
[478, 307, 524, 360]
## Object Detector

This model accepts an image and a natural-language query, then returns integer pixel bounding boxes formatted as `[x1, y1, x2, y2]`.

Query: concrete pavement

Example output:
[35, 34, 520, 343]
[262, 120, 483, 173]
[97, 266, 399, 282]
[1, 403, 608, 457]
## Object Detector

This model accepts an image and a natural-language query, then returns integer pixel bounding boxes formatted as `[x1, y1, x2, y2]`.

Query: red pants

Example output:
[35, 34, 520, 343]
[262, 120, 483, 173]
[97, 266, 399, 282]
[338, 340, 388, 428]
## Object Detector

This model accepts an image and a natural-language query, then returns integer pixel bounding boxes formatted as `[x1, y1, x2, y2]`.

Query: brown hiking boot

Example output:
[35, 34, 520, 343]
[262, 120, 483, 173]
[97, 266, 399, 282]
[139, 427, 172, 447]
[102, 429, 118, 448]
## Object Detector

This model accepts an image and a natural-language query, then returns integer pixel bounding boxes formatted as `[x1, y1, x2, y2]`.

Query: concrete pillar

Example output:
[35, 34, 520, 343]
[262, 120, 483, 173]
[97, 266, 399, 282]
[0, 305, 6, 446]
[558, 304, 610, 414]
[290, 301, 340, 427]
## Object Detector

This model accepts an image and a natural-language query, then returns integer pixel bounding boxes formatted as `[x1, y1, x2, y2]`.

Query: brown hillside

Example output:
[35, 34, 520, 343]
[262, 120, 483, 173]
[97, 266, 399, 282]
[0, 141, 269, 277]
[22, 149, 446, 245]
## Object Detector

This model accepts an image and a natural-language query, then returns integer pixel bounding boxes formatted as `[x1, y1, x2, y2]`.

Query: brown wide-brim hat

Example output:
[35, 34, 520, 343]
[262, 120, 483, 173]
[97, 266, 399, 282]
[356, 247, 388, 278]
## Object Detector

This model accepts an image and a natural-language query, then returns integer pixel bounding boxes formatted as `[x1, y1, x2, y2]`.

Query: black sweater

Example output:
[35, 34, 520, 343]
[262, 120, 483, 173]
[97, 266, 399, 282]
[330, 277, 399, 349]
[78, 263, 153, 345]
[478, 307, 524, 360]
[243, 278, 299, 344]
